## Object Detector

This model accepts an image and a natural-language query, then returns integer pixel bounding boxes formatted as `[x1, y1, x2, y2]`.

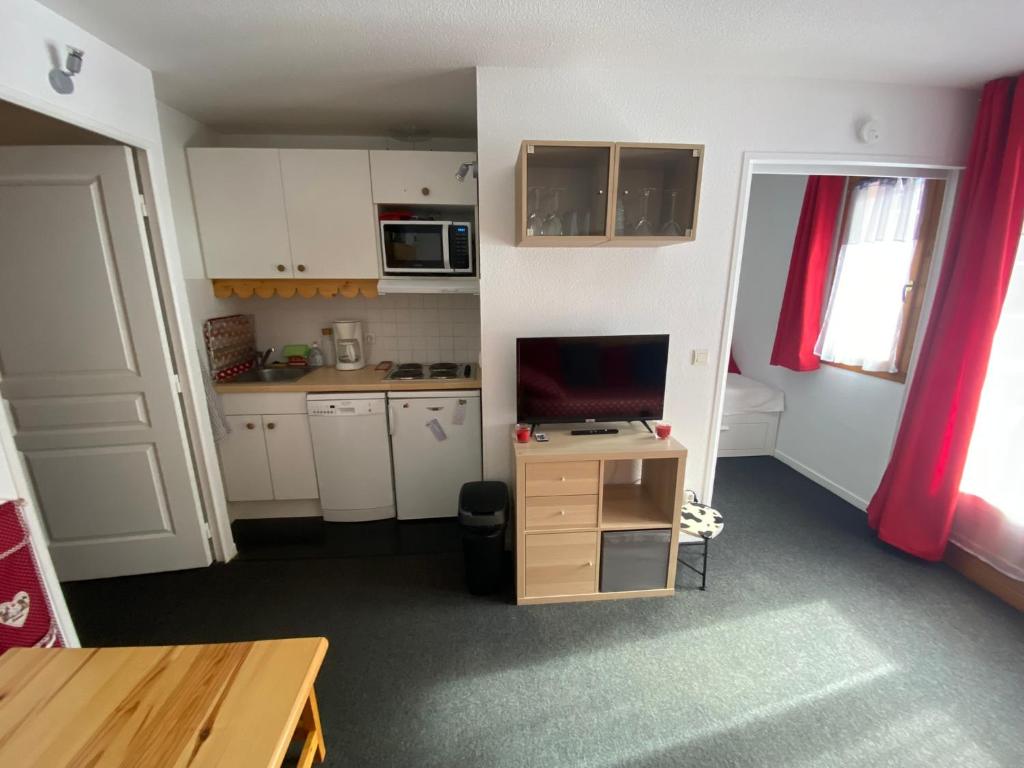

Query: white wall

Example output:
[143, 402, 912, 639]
[732, 174, 906, 508]
[476, 66, 977, 493]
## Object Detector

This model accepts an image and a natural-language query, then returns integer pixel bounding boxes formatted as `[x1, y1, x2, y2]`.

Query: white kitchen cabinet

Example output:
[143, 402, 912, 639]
[220, 415, 275, 501]
[263, 414, 319, 500]
[218, 396, 318, 502]
[369, 150, 477, 205]
[187, 148, 293, 278]
[279, 149, 379, 278]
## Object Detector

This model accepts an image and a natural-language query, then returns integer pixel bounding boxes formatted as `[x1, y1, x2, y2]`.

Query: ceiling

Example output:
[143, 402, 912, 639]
[38, 0, 1024, 138]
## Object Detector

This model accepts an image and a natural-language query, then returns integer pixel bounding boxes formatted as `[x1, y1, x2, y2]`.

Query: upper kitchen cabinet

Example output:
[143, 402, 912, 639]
[609, 143, 704, 244]
[188, 148, 293, 278]
[515, 141, 613, 246]
[514, 141, 704, 246]
[187, 148, 380, 279]
[279, 149, 378, 279]
[369, 150, 477, 206]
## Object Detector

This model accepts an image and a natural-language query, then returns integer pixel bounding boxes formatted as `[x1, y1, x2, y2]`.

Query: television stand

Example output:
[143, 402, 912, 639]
[512, 423, 687, 605]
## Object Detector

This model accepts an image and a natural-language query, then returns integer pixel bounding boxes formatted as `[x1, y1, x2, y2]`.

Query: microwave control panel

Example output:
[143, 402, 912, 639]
[448, 223, 473, 272]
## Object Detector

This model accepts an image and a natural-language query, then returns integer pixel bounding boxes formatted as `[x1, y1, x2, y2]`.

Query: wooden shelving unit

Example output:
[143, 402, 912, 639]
[513, 425, 687, 605]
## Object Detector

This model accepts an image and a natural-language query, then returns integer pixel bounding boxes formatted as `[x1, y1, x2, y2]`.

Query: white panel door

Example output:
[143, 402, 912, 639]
[0, 146, 211, 580]
[369, 150, 478, 205]
[280, 150, 379, 279]
[390, 393, 482, 520]
[187, 148, 293, 278]
[219, 416, 274, 502]
[264, 414, 318, 500]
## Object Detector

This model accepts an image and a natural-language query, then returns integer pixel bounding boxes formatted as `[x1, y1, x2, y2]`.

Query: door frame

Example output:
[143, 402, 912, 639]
[135, 153, 235, 563]
[704, 152, 962, 506]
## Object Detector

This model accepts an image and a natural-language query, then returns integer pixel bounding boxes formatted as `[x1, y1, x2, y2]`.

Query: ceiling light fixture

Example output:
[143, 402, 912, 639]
[49, 46, 84, 95]
[455, 161, 478, 182]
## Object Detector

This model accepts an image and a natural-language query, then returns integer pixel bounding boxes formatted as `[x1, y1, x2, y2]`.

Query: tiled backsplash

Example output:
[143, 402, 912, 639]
[227, 293, 480, 365]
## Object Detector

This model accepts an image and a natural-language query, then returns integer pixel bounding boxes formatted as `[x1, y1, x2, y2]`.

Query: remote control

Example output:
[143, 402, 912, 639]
[571, 428, 619, 436]
[534, 432, 549, 442]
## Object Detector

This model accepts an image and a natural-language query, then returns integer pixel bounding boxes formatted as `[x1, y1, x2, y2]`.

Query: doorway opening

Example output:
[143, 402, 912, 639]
[707, 157, 959, 512]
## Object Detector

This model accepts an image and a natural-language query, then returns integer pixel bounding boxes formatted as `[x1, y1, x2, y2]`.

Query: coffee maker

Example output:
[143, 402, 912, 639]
[332, 320, 365, 371]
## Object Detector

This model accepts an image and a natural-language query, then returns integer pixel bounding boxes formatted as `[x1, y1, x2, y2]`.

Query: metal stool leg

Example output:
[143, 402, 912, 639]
[700, 537, 708, 591]
[677, 538, 711, 590]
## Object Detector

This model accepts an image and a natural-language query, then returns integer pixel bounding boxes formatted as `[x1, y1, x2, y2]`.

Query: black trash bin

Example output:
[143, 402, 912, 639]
[458, 481, 509, 595]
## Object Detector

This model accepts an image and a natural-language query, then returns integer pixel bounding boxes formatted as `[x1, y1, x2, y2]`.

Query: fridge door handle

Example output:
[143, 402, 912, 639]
[388, 401, 396, 436]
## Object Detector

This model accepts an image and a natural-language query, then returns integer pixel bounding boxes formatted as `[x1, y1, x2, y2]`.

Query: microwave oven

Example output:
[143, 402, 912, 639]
[379, 220, 474, 276]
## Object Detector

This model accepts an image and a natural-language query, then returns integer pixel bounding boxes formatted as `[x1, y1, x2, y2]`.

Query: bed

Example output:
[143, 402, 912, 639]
[718, 373, 785, 457]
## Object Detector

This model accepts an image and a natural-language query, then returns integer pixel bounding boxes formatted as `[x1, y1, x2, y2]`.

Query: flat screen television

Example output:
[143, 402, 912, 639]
[516, 334, 669, 426]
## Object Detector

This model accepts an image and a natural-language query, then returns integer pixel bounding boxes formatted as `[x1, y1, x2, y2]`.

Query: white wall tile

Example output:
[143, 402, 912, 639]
[194, 294, 481, 365]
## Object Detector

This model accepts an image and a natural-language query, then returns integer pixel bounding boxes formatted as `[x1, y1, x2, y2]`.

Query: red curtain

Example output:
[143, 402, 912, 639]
[867, 75, 1024, 561]
[770, 176, 845, 371]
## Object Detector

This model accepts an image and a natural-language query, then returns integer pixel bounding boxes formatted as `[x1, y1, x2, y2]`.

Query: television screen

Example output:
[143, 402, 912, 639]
[516, 335, 669, 425]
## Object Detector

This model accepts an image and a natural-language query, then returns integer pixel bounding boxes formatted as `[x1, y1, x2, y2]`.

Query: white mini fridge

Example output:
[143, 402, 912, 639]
[388, 390, 482, 520]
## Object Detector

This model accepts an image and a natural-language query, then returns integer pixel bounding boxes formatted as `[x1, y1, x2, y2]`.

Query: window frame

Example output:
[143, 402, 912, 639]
[820, 176, 946, 384]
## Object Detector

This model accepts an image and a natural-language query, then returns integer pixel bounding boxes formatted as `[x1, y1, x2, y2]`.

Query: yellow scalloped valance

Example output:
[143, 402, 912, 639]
[212, 279, 378, 299]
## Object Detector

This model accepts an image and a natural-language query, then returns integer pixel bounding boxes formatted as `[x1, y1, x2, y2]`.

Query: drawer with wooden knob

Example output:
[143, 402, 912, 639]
[524, 531, 598, 597]
[525, 460, 599, 497]
[525, 494, 598, 531]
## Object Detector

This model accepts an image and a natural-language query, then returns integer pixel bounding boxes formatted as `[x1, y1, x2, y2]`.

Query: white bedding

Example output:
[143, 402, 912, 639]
[723, 373, 785, 416]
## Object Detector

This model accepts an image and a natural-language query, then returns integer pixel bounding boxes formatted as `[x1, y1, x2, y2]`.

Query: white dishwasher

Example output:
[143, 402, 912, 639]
[307, 393, 395, 522]
[389, 390, 482, 520]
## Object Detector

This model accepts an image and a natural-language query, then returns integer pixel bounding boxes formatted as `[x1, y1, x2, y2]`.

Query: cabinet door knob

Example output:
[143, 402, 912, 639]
[421, 186, 430, 196]
[586, 561, 594, 568]
[266, 422, 276, 430]
[276, 264, 286, 272]
[245, 422, 255, 430]
[559, 509, 566, 516]
[560, 476, 566, 482]
[296, 264, 306, 273]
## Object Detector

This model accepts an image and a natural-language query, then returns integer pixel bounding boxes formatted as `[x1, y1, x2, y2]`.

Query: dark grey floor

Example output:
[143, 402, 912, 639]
[63, 458, 1024, 768]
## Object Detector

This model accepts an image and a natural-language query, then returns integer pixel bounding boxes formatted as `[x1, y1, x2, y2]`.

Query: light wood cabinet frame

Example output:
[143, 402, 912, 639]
[514, 140, 705, 247]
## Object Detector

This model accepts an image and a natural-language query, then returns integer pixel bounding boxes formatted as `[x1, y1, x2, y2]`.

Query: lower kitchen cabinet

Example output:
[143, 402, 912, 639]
[219, 413, 317, 502]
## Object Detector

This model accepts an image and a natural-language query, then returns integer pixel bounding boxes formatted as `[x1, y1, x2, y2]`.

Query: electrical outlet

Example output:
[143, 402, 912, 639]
[692, 349, 709, 366]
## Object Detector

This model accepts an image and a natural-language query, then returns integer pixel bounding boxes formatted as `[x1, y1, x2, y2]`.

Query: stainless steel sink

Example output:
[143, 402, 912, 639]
[230, 367, 310, 383]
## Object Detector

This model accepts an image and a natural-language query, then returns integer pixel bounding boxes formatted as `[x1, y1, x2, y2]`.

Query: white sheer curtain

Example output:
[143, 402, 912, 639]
[814, 178, 926, 372]
[954, 232, 1024, 581]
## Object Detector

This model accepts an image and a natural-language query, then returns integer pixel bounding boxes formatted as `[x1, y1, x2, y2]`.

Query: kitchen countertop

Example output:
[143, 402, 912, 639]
[214, 365, 482, 394]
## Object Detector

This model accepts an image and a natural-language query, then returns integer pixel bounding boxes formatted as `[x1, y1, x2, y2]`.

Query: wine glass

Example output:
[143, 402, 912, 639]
[540, 188, 564, 236]
[526, 187, 543, 236]
[660, 189, 683, 236]
[633, 187, 656, 235]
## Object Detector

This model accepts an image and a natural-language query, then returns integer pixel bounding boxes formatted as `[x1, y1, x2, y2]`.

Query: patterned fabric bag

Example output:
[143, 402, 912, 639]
[0, 500, 63, 653]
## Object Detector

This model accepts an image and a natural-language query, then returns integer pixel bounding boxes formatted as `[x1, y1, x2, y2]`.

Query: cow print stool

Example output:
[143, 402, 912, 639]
[677, 494, 724, 591]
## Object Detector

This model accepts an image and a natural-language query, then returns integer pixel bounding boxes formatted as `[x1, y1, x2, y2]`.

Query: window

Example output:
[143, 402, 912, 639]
[814, 177, 945, 382]
[959, 231, 1024, 523]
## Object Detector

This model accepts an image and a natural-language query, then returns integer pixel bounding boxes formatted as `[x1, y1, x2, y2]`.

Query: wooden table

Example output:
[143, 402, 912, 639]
[0, 637, 328, 767]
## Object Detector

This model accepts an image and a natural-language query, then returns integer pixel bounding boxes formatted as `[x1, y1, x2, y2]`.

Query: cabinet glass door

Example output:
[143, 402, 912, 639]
[611, 144, 703, 242]
[518, 143, 612, 244]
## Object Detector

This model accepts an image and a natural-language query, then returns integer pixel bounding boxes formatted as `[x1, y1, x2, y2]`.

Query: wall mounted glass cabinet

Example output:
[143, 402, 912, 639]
[515, 140, 704, 247]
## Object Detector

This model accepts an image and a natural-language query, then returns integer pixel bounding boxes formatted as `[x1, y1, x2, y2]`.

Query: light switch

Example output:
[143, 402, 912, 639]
[692, 349, 709, 366]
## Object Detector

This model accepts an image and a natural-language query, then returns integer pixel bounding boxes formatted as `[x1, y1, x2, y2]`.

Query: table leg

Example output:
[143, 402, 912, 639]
[295, 686, 326, 766]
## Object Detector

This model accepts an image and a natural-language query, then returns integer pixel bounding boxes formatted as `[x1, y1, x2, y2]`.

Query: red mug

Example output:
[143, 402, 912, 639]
[655, 423, 671, 440]
[515, 425, 531, 443]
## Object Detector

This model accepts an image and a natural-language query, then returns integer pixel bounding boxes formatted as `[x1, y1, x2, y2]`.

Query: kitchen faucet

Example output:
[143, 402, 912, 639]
[258, 347, 275, 368]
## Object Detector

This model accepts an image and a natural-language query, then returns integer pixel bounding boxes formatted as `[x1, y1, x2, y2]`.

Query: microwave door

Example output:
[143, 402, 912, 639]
[382, 224, 446, 274]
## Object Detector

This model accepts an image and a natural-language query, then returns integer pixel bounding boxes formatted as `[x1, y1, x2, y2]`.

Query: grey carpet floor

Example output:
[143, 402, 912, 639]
[62, 457, 1024, 768]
